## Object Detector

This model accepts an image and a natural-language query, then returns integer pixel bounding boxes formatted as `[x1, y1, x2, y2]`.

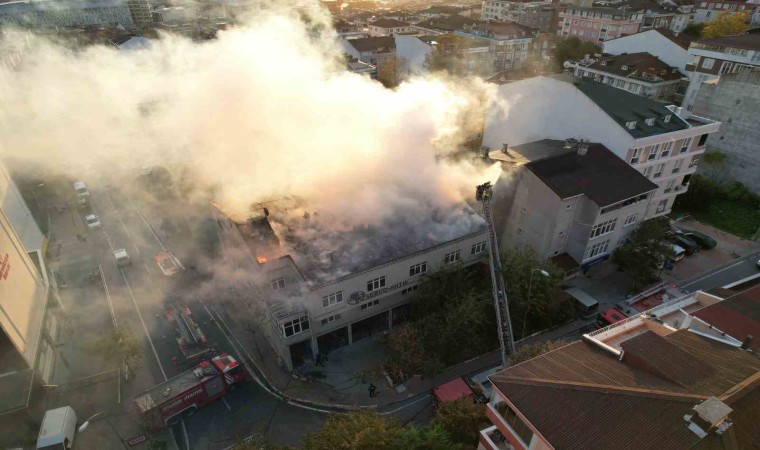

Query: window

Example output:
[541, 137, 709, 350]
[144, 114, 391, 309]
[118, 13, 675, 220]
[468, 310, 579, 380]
[626, 121, 637, 129]
[664, 179, 676, 193]
[663, 114, 672, 123]
[584, 239, 610, 260]
[321, 314, 341, 325]
[367, 276, 386, 292]
[271, 277, 285, 291]
[661, 141, 673, 157]
[498, 402, 535, 446]
[444, 250, 461, 264]
[648, 144, 660, 160]
[409, 262, 427, 277]
[624, 214, 637, 226]
[702, 58, 714, 70]
[643, 166, 653, 178]
[698, 133, 709, 146]
[401, 285, 419, 295]
[645, 117, 655, 126]
[672, 158, 684, 173]
[361, 299, 380, 310]
[653, 163, 665, 178]
[680, 137, 692, 153]
[616, 235, 628, 247]
[282, 316, 309, 337]
[322, 291, 343, 308]
[471, 242, 487, 255]
[656, 199, 668, 213]
[590, 218, 617, 239]
[630, 148, 642, 164]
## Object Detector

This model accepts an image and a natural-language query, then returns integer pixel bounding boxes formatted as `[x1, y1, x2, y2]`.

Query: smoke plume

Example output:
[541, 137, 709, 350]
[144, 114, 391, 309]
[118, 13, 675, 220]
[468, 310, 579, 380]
[0, 7, 501, 232]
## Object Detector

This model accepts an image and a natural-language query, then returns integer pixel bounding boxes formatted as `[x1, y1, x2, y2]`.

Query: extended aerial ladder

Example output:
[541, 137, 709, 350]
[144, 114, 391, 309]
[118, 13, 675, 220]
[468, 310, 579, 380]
[476, 182, 515, 366]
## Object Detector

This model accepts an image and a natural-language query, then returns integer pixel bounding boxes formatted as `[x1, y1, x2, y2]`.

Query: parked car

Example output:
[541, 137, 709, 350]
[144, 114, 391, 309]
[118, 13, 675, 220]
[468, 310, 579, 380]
[73, 181, 89, 198]
[114, 249, 131, 267]
[676, 228, 717, 249]
[673, 234, 700, 255]
[669, 244, 686, 262]
[84, 214, 101, 229]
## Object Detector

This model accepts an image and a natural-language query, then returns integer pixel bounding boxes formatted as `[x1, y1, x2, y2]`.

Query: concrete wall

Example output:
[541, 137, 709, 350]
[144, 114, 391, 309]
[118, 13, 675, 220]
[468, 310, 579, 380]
[692, 71, 760, 194]
[0, 166, 44, 253]
[602, 30, 692, 72]
[395, 35, 432, 77]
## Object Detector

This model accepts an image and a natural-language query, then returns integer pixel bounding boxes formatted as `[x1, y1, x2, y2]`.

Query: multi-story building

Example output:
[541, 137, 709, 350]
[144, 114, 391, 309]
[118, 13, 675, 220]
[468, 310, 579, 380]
[0, 0, 133, 28]
[214, 205, 488, 370]
[693, 0, 760, 24]
[412, 15, 483, 35]
[603, 28, 693, 72]
[0, 163, 61, 418]
[456, 22, 536, 73]
[693, 69, 760, 193]
[669, 11, 694, 33]
[340, 36, 396, 85]
[127, 0, 152, 26]
[557, 6, 644, 44]
[482, 75, 720, 223]
[396, 34, 492, 78]
[478, 290, 760, 450]
[682, 32, 760, 110]
[490, 140, 658, 274]
[480, 1, 555, 33]
[573, 52, 685, 102]
[367, 18, 414, 36]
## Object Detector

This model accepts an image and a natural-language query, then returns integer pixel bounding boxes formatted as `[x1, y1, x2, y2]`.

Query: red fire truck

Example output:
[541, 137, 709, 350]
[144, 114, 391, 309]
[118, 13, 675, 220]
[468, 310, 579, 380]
[134, 354, 246, 429]
[165, 300, 214, 364]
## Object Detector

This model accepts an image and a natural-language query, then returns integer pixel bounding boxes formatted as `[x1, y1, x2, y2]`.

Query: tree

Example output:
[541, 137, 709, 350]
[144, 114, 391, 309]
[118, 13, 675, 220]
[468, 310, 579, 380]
[673, 174, 716, 213]
[508, 340, 568, 365]
[395, 424, 461, 450]
[702, 11, 749, 38]
[552, 37, 600, 71]
[304, 411, 400, 450]
[92, 325, 142, 373]
[701, 150, 730, 185]
[682, 22, 705, 39]
[385, 323, 438, 381]
[433, 398, 489, 446]
[612, 217, 674, 290]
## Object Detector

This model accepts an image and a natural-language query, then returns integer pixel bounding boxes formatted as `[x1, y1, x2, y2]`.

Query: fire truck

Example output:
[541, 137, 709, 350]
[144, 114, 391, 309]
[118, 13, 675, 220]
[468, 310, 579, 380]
[134, 354, 246, 429]
[165, 300, 214, 364]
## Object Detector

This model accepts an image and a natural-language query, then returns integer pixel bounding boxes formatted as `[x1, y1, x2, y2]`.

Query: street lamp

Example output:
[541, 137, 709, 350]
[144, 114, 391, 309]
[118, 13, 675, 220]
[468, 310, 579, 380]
[521, 269, 550, 339]
[78, 412, 103, 433]
[78, 412, 128, 449]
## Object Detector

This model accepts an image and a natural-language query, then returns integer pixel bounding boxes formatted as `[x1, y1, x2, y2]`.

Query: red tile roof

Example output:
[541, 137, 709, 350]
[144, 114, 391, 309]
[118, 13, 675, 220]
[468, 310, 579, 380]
[692, 285, 760, 351]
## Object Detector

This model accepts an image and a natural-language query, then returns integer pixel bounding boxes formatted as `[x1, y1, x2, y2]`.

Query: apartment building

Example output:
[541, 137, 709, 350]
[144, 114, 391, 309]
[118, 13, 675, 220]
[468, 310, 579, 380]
[127, 0, 152, 26]
[0, 0, 133, 28]
[214, 206, 488, 370]
[557, 6, 644, 44]
[367, 18, 414, 36]
[412, 15, 483, 35]
[573, 52, 685, 102]
[682, 32, 760, 110]
[395, 34, 492, 78]
[340, 36, 396, 85]
[693, 0, 760, 24]
[482, 75, 720, 220]
[455, 22, 536, 73]
[0, 164, 60, 417]
[603, 28, 693, 72]
[480, 1, 555, 33]
[490, 140, 657, 274]
[693, 69, 760, 193]
[478, 290, 759, 450]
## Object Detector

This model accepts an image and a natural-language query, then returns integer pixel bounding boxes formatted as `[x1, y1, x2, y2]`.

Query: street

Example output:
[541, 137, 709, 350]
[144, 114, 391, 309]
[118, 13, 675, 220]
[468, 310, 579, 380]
[678, 254, 760, 293]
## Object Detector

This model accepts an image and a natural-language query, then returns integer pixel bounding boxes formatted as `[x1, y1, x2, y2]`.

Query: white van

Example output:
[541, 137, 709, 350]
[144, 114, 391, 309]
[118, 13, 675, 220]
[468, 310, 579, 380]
[36, 406, 77, 449]
[73, 181, 89, 199]
[114, 249, 131, 267]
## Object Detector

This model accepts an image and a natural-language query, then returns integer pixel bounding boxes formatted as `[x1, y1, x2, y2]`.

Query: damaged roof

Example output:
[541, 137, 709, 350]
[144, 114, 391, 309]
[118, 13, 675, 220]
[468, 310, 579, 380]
[490, 330, 760, 450]
[521, 139, 658, 206]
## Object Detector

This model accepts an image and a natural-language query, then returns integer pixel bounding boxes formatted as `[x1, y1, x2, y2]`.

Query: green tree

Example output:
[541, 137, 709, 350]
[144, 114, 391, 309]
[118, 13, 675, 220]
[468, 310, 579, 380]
[395, 424, 461, 450]
[702, 11, 749, 38]
[434, 398, 489, 446]
[612, 217, 674, 290]
[92, 325, 142, 372]
[553, 37, 600, 71]
[673, 175, 716, 213]
[304, 411, 400, 450]
[500, 247, 564, 338]
[385, 323, 438, 381]
[682, 22, 705, 38]
[508, 339, 568, 365]
[701, 150, 729, 185]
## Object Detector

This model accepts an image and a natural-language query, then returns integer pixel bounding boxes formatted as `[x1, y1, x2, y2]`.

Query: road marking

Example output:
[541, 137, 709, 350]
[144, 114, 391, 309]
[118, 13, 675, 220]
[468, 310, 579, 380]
[106, 193, 141, 257]
[379, 395, 429, 416]
[119, 267, 167, 381]
[98, 263, 118, 329]
[122, 192, 168, 252]
[221, 397, 232, 411]
[680, 260, 748, 289]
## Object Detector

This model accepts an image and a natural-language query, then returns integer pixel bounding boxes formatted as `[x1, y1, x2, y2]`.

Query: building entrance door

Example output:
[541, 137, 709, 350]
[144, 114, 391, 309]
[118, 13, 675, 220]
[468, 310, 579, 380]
[351, 311, 389, 342]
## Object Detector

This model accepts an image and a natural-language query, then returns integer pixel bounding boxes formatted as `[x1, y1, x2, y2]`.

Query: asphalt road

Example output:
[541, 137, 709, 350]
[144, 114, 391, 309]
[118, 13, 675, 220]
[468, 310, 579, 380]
[678, 253, 760, 293]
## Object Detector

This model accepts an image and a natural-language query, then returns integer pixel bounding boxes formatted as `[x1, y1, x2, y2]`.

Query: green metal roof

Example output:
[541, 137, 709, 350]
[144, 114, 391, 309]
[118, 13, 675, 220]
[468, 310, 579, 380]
[553, 74, 690, 138]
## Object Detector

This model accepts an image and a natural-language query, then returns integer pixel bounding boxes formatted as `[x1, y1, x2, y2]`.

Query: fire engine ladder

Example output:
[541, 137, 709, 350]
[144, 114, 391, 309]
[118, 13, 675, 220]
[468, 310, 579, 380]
[476, 182, 516, 367]
[171, 303, 200, 345]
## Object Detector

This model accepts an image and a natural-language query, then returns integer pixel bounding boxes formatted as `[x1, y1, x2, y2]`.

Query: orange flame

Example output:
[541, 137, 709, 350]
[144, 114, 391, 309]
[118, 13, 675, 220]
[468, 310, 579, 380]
[256, 256, 268, 264]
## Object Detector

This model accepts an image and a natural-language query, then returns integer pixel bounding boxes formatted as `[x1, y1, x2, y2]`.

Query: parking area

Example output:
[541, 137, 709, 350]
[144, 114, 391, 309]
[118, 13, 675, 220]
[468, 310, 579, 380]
[662, 219, 760, 284]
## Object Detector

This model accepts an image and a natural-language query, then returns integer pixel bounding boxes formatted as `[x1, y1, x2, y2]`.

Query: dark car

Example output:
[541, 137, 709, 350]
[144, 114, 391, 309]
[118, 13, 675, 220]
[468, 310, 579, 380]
[673, 234, 700, 255]
[677, 228, 717, 249]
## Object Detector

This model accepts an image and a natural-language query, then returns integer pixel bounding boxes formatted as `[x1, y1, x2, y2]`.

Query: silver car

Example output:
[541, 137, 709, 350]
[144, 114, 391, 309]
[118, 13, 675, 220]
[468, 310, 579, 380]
[84, 214, 101, 229]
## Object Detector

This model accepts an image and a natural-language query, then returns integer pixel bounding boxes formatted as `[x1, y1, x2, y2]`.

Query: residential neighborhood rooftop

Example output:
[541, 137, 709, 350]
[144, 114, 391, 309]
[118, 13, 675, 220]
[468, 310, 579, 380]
[369, 17, 409, 28]
[692, 285, 760, 351]
[587, 52, 684, 82]
[344, 36, 395, 52]
[695, 32, 760, 51]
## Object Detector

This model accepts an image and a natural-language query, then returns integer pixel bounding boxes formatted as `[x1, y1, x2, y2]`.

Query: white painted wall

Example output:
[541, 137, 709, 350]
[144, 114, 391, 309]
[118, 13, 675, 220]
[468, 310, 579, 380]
[483, 77, 636, 159]
[395, 35, 433, 76]
[602, 30, 692, 72]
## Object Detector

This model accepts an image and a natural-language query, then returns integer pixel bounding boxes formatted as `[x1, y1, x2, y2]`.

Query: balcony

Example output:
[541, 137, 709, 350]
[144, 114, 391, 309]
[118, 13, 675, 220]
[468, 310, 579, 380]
[479, 425, 514, 450]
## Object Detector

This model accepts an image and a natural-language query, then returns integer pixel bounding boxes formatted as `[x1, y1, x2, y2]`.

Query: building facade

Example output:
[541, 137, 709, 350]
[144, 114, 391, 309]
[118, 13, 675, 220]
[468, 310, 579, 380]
[692, 69, 760, 193]
[455, 22, 535, 73]
[341, 36, 397, 85]
[557, 6, 643, 44]
[482, 75, 720, 224]
[682, 33, 760, 110]
[480, 1, 555, 33]
[693, 0, 760, 24]
[396, 34, 493, 79]
[0, 0, 133, 28]
[367, 18, 414, 36]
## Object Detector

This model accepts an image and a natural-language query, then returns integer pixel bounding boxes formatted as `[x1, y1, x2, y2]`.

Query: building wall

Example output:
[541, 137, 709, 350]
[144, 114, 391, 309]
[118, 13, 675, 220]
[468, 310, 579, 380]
[574, 66, 682, 101]
[692, 70, 760, 193]
[368, 24, 414, 36]
[0, 1, 133, 27]
[693, 1, 758, 24]
[602, 30, 692, 72]
[395, 35, 433, 77]
[682, 43, 760, 110]
[558, 9, 643, 44]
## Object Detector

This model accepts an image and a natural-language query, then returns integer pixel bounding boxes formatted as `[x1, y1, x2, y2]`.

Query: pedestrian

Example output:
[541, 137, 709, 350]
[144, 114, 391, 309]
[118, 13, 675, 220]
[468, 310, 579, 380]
[368, 383, 376, 398]
[315, 353, 323, 367]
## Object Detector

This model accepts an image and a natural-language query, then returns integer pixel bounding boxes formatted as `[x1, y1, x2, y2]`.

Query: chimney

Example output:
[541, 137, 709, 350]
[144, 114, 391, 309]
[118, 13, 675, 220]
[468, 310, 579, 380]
[741, 335, 753, 350]
[685, 397, 733, 439]
[481, 145, 491, 158]
[501, 143, 509, 155]
[577, 142, 588, 156]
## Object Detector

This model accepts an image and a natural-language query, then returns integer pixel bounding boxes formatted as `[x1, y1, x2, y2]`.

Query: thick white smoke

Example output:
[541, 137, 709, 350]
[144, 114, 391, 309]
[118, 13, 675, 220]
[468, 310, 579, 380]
[0, 8, 501, 231]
